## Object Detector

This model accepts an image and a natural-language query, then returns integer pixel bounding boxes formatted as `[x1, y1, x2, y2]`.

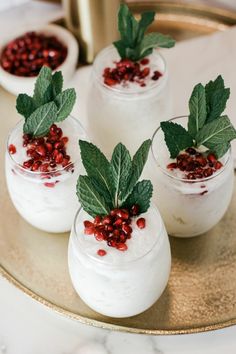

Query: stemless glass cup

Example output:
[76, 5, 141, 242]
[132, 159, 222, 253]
[68, 204, 171, 318]
[5, 116, 87, 233]
[150, 115, 234, 238]
[86, 45, 171, 157]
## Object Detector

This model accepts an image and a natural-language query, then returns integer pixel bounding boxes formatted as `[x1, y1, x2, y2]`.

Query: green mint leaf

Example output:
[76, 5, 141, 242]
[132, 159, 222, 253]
[33, 66, 53, 106]
[139, 32, 175, 57]
[79, 140, 114, 207]
[195, 115, 236, 149]
[23, 102, 57, 137]
[54, 88, 76, 122]
[208, 142, 230, 159]
[114, 4, 175, 60]
[52, 71, 63, 97]
[188, 83, 207, 138]
[16, 94, 35, 119]
[136, 11, 155, 44]
[205, 75, 230, 123]
[161, 121, 194, 158]
[117, 3, 133, 46]
[113, 40, 127, 58]
[123, 180, 153, 214]
[76, 175, 110, 218]
[123, 139, 151, 200]
[110, 143, 132, 206]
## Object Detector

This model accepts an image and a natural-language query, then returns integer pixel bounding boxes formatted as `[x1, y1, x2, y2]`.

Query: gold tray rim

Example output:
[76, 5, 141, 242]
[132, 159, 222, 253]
[2, 1, 236, 335]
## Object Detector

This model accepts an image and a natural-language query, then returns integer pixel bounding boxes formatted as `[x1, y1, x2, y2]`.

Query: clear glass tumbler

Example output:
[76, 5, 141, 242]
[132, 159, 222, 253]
[68, 204, 171, 317]
[150, 116, 234, 237]
[87, 45, 171, 157]
[5, 116, 87, 233]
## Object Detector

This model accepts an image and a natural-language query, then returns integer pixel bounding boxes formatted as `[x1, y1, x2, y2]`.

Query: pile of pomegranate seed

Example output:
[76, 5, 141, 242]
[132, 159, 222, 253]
[167, 148, 223, 180]
[1, 31, 67, 77]
[83, 204, 146, 255]
[103, 58, 162, 87]
[22, 123, 72, 175]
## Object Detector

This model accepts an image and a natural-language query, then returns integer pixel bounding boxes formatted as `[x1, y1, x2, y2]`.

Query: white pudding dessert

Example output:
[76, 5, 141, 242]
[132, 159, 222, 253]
[87, 46, 170, 157]
[68, 205, 171, 318]
[5, 116, 86, 233]
[150, 116, 234, 237]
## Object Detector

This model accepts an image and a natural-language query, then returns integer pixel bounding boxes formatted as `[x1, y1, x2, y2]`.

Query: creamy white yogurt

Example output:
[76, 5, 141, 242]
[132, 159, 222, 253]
[5, 116, 86, 233]
[68, 205, 171, 318]
[149, 116, 234, 237]
[86, 45, 171, 157]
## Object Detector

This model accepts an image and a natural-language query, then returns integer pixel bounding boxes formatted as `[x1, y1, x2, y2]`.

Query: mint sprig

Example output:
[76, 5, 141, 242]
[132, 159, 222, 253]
[161, 75, 236, 159]
[113, 4, 175, 61]
[77, 140, 153, 217]
[16, 66, 76, 137]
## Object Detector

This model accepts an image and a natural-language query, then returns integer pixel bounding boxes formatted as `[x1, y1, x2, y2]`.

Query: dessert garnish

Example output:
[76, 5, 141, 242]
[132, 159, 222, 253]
[1, 31, 67, 77]
[103, 3, 175, 87]
[76, 140, 153, 254]
[161, 75, 236, 179]
[15, 66, 76, 175]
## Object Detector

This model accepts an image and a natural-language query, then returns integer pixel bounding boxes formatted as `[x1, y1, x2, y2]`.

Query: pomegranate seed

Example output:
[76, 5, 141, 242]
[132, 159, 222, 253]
[203, 168, 213, 177]
[107, 240, 117, 247]
[114, 218, 123, 227]
[102, 215, 112, 225]
[54, 141, 64, 150]
[94, 216, 102, 225]
[151, 70, 162, 80]
[62, 158, 70, 167]
[31, 161, 42, 171]
[185, 147, 196, 155]
[136, 217, 146, 229]
[104, 77, 117, 86]
[61, 136, 69, 145]
[116, 209, 129, 220]
[167, 162, 177, 169]
[8, 144, 16, 154]
[130, 204, 139, 216]
[50, 124, 58, 135]
[55, 152, 63, 164]
[40, 163, 49, 172]
[95, 230, 105, 241]
[36, 145, 46, 157]
[116, 243, 128, 251]
[84, 220, 94, 228]
[106, 225, 114, 232]
[56, 128, 63, 138]
[207, 153, 217, 163]
[195, 156, 207, 167]
[215, 161, 223, 169]
[122, 224, 132, 234]
[44, 182, 55, 188]
[97, 249, 107, 257]
[23, 159, 33, 169]
[140, 58, 149, 65]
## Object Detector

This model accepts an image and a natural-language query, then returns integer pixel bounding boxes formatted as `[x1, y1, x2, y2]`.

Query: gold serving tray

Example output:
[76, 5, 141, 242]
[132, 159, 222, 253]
[1, 2, 236, 335]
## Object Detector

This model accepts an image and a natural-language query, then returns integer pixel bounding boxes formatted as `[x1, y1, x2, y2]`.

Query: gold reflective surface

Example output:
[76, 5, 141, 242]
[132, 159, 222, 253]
[1, 2, 236, 335]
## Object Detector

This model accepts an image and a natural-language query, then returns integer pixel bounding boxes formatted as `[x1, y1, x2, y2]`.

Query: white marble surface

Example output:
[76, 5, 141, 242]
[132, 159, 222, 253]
[1, 1, 236, 353]
[1, 275, 236, 354]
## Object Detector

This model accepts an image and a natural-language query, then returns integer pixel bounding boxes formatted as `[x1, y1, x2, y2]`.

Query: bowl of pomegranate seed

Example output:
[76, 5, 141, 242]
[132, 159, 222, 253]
[150, 76, 236, 237]
[0, 24, 78, 96]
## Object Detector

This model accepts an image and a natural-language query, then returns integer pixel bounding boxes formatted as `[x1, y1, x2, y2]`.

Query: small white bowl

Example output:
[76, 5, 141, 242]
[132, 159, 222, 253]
[0, 24, 79, 96]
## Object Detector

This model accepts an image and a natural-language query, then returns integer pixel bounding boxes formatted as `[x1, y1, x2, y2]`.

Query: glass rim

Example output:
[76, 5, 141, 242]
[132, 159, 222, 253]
[6, 115, 84, 177]
[92, 45, 168, 97]
[72, 204, 164, 267]
[151, 115, 232, 183]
